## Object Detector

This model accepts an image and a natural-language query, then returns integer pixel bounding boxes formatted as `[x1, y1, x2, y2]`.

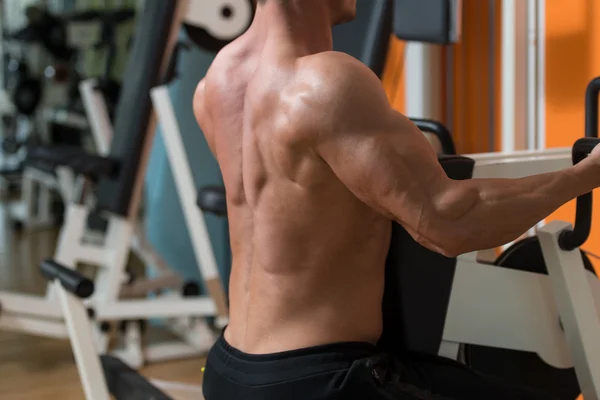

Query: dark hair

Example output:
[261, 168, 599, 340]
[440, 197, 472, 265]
[257, 0, 267, 4]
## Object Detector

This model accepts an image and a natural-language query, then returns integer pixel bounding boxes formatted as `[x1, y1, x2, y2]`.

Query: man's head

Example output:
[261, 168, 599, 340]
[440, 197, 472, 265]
[255, 0, 357, 25]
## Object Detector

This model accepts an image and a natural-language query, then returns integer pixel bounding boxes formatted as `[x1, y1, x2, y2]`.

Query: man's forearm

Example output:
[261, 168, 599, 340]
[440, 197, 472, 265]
[428, 161, 599, 256]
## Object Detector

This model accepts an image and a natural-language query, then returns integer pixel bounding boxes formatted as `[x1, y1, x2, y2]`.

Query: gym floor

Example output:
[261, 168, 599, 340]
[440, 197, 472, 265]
[0, 203, 205, 399]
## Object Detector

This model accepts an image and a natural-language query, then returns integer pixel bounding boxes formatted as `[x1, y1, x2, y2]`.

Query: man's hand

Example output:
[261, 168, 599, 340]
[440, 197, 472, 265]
[590, 142, 600, 167]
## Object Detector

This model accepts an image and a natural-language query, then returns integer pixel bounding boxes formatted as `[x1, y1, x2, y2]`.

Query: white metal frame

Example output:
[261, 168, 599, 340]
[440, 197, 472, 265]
[151, 86, 229, 325]
[501, 0, 546, 153]
[501, 0, 529, 152]
[438, 150, 600, 399]
[5, 78, 103, 231]
[404, 43, 443, 121]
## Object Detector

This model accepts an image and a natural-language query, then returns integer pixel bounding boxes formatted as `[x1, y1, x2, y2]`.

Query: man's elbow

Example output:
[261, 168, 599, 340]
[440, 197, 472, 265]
[420, 185, 480, 257]
[431, 238, 464, 259]
[412, 226, 464, 259]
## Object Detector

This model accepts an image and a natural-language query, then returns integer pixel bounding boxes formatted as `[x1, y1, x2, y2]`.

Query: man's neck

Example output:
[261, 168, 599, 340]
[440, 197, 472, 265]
[251, 0, 334, 56]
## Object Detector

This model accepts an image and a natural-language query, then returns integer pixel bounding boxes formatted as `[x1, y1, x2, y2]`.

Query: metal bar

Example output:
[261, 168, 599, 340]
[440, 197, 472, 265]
[539, 222, 600, 399]
[536, 0, 546, 150]
[151, 85, 229, 318]
[0, 292, 62, 318]
[473, 153, 572, 179]
[527, 0, 538, 151]
[79, 79, 113, 155]
[56, 282, 111, 400]
[96, 298, 217, 319]
[501, 0, 528, 151]
[0, 314, 68, 338]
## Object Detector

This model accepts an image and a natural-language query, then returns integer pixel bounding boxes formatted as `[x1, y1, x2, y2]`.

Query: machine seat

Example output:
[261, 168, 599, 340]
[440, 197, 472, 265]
[27, 145, 119, 181]
[379, 154, 475, 357]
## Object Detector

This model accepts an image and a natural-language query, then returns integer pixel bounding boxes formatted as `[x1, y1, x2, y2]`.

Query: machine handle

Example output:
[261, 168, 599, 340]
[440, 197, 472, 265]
[410, 118, 456, 155]
[39, 259, 95, 299]
[558, 77, 600, 251]
[162, 41, 191, 85]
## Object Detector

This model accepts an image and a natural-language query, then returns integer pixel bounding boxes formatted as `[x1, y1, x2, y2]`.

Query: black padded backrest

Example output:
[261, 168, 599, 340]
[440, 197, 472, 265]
[394, 0, 456, 44]
[94, 0, 178, 216]
[378, 155, 475, 357]
[332, 0, 393, 78]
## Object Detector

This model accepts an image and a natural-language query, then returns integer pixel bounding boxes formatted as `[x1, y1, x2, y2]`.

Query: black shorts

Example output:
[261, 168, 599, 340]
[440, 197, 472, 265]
[202, 333, 558, 400]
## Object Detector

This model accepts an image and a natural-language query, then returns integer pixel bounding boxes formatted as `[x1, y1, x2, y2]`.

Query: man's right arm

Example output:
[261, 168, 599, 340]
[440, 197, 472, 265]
[311, 55, 600, 257]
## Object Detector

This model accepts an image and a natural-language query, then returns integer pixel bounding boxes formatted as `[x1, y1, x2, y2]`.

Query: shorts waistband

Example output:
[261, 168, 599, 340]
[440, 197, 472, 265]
[205, 332, 377, 385]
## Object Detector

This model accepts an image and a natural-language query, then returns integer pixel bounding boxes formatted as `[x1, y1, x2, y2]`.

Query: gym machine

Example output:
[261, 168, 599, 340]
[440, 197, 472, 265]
[0, 0, 243, 370]
[4, 9, 122, 227]
[378, 78, 600, 400]
[4, 6, 137, 230]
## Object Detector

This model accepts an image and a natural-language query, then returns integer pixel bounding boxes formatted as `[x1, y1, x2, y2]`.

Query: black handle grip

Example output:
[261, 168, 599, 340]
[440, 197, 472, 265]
[410, 118, 456, 155]
[162, 41, 191, 85]
[558, 77, 600, 251]
[572, 138, 600, 164]
[39, 259, 95, 299]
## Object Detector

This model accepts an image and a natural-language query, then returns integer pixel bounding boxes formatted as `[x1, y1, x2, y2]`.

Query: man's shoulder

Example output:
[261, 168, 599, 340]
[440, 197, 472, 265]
[294, 52, 385, 110]
[298, 51, 377, 89]
[294, 52, 392, 133]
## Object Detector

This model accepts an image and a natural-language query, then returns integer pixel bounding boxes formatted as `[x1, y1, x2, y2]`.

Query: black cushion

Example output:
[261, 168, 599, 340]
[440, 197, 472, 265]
[25, 157, 57, 176]
[378, 154, 475, 357]
[101, 355, 172, 400]
[332, 0, 393, 78]
[437, 154, 476, 180]
[394, 0, 457, 44]
[197, 186, 227, 217]
[27, 145, 119, 181]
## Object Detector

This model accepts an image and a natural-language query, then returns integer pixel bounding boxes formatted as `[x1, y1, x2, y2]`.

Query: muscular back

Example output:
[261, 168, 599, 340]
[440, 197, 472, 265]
[194, 15, 600, 355]
[195, 38, 393, 353]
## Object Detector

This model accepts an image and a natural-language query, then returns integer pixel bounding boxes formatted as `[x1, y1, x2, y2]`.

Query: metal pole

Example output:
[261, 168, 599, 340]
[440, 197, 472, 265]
[501, 0, 528, 152]
[488, 0, 496, 152]
[527, 0, 538, 151]
[445, 45, 455, 138]
[536, 0, 546, 150]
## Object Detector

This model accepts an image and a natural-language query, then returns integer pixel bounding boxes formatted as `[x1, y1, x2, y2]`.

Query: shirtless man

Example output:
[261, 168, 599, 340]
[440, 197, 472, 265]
[195, 1, 600, 399]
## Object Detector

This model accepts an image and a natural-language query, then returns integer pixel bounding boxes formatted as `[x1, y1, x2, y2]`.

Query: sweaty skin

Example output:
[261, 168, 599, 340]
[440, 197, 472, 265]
[194, 0, 600, 355]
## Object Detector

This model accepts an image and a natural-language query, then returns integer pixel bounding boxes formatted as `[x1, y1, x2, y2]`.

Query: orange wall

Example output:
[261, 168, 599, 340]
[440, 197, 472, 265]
[451, 0, 503, 154]
[382, 0, 502, 154]
[545, 0, 600, 268]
